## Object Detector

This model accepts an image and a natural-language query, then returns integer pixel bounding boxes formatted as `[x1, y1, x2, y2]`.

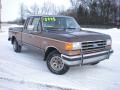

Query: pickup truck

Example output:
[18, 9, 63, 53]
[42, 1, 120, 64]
[8, 15, 113, 75]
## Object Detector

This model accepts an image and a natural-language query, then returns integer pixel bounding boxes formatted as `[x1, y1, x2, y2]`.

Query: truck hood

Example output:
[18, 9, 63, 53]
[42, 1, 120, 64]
[44, 30, 111, 42]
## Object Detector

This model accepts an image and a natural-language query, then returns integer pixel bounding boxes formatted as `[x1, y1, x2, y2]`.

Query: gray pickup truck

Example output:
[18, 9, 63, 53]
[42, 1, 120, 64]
[8, 15, 113, 75]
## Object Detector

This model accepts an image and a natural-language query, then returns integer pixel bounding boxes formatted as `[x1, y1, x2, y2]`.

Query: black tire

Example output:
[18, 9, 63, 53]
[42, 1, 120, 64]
[90, 61, 99, 65]
[13, 39, 21, 52]
[46, 51, 69, 75]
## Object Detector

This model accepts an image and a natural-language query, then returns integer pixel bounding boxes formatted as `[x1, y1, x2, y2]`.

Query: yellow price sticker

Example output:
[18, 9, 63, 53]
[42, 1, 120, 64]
[43, 17, 56, 22]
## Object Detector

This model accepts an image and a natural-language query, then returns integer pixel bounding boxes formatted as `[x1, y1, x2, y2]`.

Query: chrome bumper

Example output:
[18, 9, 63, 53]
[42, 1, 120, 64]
[61, 50, 113, 66]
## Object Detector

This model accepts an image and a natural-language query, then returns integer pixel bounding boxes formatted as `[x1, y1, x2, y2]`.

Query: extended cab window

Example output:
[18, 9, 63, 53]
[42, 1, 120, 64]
[32, 18, 40, 31]
[27, 17, 40, 31]
[27, 18, 33, 30]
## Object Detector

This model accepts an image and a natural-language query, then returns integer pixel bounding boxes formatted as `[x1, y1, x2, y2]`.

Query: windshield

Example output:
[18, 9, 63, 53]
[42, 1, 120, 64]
[42, 16, 80, 32]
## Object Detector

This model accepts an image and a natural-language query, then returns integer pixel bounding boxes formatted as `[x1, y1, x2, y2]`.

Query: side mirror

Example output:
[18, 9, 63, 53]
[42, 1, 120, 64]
[27, 25, 34, 31]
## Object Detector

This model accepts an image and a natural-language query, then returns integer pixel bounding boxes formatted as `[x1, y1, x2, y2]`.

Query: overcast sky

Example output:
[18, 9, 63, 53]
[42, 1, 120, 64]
[1, 0, 71, 22]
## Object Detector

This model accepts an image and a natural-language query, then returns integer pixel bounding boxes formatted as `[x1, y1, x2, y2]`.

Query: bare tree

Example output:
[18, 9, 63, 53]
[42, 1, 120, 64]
[70, 0, 90, 10]
[70, 0, 79, 8]
[30, 3, 40, 15]
[70, 0, 80, 13]
[19, 1, 64, 20]
[19, 3, 26, 24]
[40, 1, 58, 15]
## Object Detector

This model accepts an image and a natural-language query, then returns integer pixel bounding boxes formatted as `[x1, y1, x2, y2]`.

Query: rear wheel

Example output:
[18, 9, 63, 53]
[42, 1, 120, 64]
[46, 51, 69, 75]
[13, 39, 21, 52]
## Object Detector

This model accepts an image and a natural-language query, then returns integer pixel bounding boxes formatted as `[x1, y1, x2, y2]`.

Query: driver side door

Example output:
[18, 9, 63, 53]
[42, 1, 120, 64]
[22, 17, 42, 48]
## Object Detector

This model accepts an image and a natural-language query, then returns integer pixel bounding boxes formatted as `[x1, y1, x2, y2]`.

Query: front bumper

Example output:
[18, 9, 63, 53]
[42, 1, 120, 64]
[61, 50, 113, 66]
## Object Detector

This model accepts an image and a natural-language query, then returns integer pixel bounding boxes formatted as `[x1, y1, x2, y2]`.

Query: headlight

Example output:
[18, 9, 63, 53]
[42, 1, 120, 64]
[106, 39, 112, 45]
[65, 42, 82, 50]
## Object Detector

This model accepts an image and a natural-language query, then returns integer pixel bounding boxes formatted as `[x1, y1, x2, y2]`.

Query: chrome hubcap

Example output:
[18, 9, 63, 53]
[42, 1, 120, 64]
[50, 56, 64, 71]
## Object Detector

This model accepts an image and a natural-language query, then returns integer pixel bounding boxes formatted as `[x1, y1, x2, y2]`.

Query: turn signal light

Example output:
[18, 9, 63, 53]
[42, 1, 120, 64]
[65, 43, 73, 51]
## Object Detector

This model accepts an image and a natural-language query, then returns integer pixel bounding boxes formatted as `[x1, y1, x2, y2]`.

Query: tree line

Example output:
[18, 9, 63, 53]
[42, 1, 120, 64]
[16, 1, 64, 24]
[15, 0, 119, 26]
[62, 0, 119, 26]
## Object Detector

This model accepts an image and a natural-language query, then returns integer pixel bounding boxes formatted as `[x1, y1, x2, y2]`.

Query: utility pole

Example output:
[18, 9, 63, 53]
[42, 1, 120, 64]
[0, 0, 1, 32]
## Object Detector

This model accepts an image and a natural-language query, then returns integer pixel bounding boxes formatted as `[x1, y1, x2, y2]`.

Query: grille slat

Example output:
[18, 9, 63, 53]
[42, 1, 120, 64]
[82, 46, 106, 50]
[82, 40, 106, 54]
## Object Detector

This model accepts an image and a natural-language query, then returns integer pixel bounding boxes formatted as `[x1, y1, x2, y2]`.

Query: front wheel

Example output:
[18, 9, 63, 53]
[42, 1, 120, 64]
[46, 51, 69, 75]
[90, 61, 99, 65]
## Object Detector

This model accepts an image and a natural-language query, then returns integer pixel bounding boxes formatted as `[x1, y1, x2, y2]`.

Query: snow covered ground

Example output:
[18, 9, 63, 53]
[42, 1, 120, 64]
[0, 24, 120, 90]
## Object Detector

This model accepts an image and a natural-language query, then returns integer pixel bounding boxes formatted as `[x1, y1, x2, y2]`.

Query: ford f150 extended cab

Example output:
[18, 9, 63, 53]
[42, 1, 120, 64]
[8, 15, 113, 75]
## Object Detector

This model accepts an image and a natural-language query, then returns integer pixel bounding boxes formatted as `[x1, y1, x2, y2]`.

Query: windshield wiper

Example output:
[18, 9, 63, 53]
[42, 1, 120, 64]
[44, 27, 65, 31]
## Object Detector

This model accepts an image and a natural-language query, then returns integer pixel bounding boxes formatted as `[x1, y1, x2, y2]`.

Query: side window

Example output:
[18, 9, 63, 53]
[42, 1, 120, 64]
[32, 18, 40, 31]
[28, 18, 33, 25]
[27, 18, 34, 30]
[24, 18, 30, 30]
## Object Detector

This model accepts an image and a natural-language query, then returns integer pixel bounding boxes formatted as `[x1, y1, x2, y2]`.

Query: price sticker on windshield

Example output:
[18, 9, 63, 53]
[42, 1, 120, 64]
[43, 17, 56, 22]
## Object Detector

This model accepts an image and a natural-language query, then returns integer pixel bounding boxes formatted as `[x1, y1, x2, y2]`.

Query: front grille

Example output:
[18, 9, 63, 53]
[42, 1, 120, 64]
[82, 40, 106, 54]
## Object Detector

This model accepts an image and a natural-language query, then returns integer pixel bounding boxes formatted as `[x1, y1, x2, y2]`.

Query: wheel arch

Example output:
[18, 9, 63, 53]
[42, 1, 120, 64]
[44, 46, 61, 61]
